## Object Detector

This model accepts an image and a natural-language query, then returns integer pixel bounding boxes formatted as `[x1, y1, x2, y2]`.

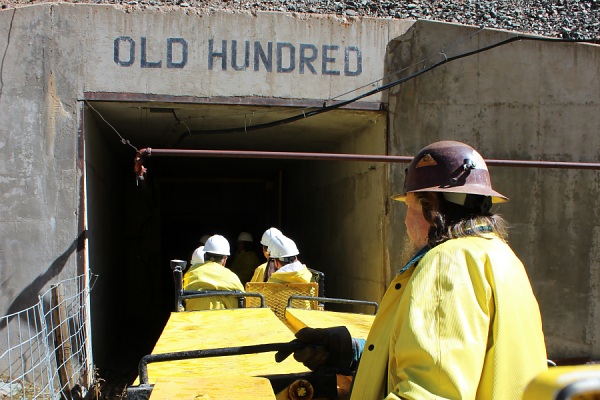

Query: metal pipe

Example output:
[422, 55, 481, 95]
[484, 158, 600, 170]
[170, 260, 186, 312]
[288, 296, 380, 314]
[138, 342, 305, 384]
[138, 148, 600, 170]
[140, 148, 412, 163]
[180, 290, 266, 308]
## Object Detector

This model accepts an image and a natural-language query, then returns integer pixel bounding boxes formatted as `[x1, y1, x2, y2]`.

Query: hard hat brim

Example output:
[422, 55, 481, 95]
[391, 185, 509, 203]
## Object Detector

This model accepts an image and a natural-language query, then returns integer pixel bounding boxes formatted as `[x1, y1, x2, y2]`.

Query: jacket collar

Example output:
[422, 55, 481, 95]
[397, 245, 430, 275]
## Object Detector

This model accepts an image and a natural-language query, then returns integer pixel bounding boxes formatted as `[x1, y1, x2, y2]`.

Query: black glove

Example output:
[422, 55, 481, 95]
[275, 326, 353, 373]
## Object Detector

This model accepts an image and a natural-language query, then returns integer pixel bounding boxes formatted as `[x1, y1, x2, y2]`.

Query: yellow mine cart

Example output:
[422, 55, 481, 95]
[127, 304, 376, 400]
[523, 364, 600, 400]
[134, 308, 309, 400]
[127, 262, 377, 400]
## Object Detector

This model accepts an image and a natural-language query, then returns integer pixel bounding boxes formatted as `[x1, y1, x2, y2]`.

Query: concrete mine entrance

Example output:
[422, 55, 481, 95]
[83, 97, 388, 380]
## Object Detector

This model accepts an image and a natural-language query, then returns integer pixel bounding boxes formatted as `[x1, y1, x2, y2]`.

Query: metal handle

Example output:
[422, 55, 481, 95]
[287, 295, 379, 314]
[180, 291, 266, 308]
[138, 342, 305, 384]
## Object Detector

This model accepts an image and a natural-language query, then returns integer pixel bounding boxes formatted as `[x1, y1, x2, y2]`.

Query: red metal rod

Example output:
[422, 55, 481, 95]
[142, 148, 412, 163]
[140, 148, 600, 170]
[485, 158, 600, 169]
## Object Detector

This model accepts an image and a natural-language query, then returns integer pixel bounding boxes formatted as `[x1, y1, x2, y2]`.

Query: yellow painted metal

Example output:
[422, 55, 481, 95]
[284, 308, 375, 338]
[150, 376, 276, 399]
[522, 365, 600, 400]
[246, 282, 319, 323]
[138, 308, 309, 386]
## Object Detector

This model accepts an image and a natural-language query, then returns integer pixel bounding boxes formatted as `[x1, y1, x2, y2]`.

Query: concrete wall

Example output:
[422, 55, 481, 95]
[84, 110, 121, 370]
[79, 5, 409, 101]
[85, 108, 166, 370]
[386, 20, 600, 360]
[0, 6, 83, 322]
[284, 110, 388, 308]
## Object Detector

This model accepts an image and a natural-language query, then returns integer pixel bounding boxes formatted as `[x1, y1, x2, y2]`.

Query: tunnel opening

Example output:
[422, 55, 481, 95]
[83, 97, 388, 383]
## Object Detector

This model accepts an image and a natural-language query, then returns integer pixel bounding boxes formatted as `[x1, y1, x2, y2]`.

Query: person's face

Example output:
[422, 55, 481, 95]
[405, 193, 430, 248]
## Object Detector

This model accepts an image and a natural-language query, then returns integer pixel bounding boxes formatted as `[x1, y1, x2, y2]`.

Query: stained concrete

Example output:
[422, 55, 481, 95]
[0, 4, 599, 378]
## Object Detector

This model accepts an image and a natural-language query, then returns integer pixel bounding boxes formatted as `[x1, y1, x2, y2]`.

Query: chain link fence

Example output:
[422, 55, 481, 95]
[0, 275, 93, 399]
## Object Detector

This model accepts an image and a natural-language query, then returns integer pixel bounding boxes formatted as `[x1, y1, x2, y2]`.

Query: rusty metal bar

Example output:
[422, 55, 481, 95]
[138, 342, 305, 384]
[288, 295, 379, 314]
[484, 158, 600, 170]
[139, 148, 600, 170]
[179, 290, 266, 308]
[141, 148, 412, 163]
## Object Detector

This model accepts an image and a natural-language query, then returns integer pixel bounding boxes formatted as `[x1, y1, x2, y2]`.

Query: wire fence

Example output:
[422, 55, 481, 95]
[0, 275, 93, 399]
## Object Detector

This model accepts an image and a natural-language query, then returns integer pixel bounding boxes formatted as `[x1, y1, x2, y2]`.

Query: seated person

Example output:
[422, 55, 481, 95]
[183, 235, 244, 310]
[230, 231, 261, 285]
[250, 227, 282, 282]
[267, 235, 312, 284]
[185, 234, 211, 273]
[189, 245, 205, 267]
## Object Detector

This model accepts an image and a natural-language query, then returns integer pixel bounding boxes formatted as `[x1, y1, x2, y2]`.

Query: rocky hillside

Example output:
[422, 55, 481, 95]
[2, 0, 599, 40]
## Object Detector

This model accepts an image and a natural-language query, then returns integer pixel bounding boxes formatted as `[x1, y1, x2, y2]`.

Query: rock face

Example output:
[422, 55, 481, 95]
[2, 0, 600, 40]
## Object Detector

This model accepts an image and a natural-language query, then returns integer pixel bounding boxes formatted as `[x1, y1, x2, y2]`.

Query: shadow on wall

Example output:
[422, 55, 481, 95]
[0, 231, 85, 331]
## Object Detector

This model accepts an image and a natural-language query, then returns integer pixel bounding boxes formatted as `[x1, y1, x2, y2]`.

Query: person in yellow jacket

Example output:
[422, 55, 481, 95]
[183, 234, 244, 310]
[276, 141, 548, 400]
[266, 234, 313, 284]
[250, 227, 282, 282]
[185, 233, 211, 273]
[230, 231, 261, 285]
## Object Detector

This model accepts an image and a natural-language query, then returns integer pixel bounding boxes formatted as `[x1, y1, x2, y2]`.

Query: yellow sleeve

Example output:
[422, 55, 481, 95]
[250, 263, 267, 283]
[389, 248, 493, 399]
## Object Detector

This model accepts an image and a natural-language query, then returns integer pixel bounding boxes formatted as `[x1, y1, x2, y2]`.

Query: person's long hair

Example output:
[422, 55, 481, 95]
[415, 192, 508, 248]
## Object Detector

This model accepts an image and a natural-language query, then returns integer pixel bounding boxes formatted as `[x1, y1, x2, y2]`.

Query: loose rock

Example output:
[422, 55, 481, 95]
[3, 0, 599, 39]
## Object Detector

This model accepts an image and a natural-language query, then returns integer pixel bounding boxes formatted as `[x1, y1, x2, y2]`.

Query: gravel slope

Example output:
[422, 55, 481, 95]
[2, 0, 600, 40]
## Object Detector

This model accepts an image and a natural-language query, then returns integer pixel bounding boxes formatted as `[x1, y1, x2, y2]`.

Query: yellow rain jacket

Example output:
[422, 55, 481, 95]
[251, 262, 268, 282]
[351, 234, 547, 400]
[267, 261, 313, 284]
[230, 249, 261, 285]
[251, 260, 278, 283]
[183, 261, 245, 310]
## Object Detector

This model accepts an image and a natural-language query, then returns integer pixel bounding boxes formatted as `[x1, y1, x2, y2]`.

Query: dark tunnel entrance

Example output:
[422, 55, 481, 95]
[83, 97, 388, 383]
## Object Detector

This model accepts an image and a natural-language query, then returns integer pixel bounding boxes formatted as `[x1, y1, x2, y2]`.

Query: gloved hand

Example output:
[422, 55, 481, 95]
[275, 326, 353, 373]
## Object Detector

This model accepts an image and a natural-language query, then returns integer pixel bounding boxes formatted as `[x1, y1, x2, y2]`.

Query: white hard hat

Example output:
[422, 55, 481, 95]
[261, 227, 282, 246]
[199, 234, 210, 244]
[237, 232, 253, 242]
[203, 235, 230, 256]
[268, 235, 299, 259]
[191, 246, 205, 265]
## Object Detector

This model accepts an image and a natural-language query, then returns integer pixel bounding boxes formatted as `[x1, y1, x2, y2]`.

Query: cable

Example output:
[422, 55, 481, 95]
[329, 26, 487, 101]
[174, 33, 597, 145]
[84, 100, 139, 152]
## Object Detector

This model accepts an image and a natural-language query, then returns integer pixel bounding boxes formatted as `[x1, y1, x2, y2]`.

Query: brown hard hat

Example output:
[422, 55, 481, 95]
[391, 141, 508, 203]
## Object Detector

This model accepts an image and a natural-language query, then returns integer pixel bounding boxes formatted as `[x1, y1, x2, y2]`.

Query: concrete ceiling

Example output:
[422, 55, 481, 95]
[87, 101, 385, 154]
